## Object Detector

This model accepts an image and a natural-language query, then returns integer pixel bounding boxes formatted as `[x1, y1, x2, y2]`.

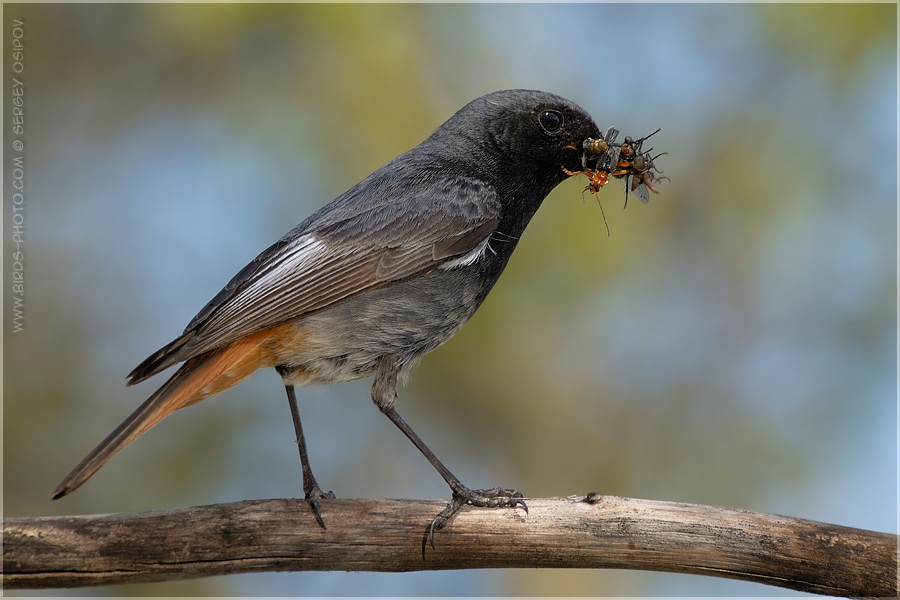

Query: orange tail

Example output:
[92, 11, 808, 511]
[51, 327, 284, 500]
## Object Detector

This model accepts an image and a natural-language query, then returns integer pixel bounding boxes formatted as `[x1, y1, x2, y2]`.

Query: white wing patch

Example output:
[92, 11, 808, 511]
[207, 234, 327, 323]
[439, 235, 493, 270]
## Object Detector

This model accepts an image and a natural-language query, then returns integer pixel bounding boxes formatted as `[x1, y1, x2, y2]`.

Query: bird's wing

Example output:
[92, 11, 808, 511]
[127, 175, 499, 384]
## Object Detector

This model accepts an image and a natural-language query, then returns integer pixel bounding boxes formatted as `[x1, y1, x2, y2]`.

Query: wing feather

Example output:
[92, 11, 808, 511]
[128, 174, 499, 384]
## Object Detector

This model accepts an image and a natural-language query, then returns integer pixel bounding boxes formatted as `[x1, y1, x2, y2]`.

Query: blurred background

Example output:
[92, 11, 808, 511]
[3, 3, 896, 596]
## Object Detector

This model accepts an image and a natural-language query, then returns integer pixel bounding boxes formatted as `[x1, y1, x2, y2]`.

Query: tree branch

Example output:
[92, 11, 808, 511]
[2, 495, 896, 597]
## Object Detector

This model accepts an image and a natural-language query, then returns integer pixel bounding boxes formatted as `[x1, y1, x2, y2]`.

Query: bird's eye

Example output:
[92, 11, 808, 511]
[538, 110, 563, 133]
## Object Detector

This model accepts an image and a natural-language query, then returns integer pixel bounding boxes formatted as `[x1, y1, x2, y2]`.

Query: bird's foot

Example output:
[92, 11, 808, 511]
[422, 486, 527, 555]
[304, 483, 335, 530]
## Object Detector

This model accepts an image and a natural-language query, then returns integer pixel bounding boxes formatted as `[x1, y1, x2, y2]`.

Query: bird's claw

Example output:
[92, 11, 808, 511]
[462, 486, 527, 511]
[422, 486, 527, 556]
[305, 485, 335, 530]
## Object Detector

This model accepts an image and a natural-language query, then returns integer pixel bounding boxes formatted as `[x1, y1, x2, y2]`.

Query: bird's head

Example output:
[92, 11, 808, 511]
[430, 89, 602, 194]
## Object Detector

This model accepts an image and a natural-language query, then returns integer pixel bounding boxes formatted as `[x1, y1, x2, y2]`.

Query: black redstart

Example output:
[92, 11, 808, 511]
[53, 89, 603, 537]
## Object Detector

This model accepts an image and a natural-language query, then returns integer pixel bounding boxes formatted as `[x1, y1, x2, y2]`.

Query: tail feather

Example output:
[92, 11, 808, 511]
[52, 328, 279, 500]
[126, 331, 196, 386]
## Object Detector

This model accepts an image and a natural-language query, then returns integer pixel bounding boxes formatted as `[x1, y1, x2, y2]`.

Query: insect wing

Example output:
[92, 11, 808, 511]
[602, 126, 619, 146]
[602, 145, 622, 173]
[625, 171, 650, 204]
[634, 182, 651, 204]
[600, 127, 622, 173]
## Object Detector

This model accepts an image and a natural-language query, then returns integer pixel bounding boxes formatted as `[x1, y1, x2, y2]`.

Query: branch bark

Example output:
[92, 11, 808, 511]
[2, 495, 896, 597]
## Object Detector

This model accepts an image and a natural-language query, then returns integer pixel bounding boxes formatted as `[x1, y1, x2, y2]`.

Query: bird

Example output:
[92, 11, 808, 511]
[52, 89, 603, 539]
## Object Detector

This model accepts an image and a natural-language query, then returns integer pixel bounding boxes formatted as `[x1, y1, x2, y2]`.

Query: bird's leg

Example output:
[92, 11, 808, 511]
[371, 360, 527, 552]
[279, 375, 334, 529]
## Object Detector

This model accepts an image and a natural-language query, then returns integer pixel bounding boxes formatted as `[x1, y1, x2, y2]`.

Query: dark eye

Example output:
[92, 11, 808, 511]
[538, 110, 563, 133]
